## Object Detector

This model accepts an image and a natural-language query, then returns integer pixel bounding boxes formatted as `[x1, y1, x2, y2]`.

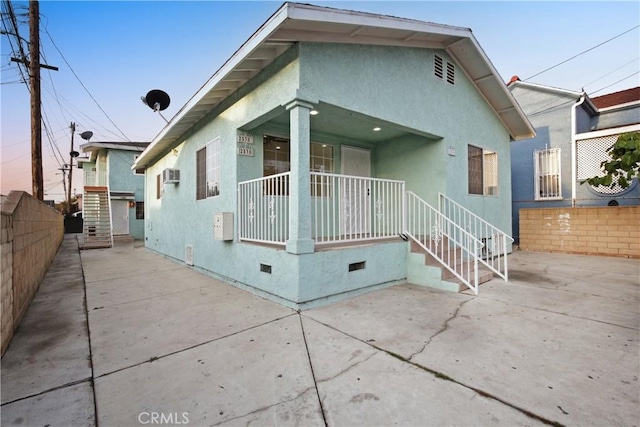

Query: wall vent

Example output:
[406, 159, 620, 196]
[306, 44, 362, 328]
[446, 62, 455, 84]
[260, 263, 272, 274]
[434, 54, 443, 79]
[348, 261, 366, 272]
[185, 244, 194, 266]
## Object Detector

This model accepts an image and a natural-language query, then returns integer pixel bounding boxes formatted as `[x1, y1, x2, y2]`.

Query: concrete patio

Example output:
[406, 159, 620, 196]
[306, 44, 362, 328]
[1, 235, 638, 426]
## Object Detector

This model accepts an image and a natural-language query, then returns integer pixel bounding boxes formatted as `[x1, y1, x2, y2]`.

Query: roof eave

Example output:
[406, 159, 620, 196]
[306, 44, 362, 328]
[447, 38, 534, 140]
[134, 2, 535, 167]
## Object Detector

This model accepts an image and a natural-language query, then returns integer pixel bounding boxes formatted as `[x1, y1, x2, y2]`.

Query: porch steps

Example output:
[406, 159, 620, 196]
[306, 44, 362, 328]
[407, 239, 493, 293]
[82, 186, 112, 249]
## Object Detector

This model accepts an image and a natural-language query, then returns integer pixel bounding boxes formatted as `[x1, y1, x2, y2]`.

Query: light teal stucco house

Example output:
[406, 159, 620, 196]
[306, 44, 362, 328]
[508, 79, 640, 243]
[133, 3, 534, 308]
[78, 141, 149, 247]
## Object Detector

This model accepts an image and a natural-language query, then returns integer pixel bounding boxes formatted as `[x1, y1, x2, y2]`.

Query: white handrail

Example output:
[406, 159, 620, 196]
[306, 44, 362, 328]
[406, 191, 482, 294]
[438, 192, 513, 281]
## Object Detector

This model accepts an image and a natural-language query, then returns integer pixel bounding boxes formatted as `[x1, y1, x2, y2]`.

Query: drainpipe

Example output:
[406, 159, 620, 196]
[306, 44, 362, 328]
[571, 93, 587, 207]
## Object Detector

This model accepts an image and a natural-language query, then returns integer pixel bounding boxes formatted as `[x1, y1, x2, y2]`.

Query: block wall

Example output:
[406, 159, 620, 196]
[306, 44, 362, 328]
[519, 206, 639, 258]
[1, 191, 64, 356]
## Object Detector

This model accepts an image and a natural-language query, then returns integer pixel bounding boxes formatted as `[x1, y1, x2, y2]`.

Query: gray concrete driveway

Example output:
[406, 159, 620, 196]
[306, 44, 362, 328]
[1, 236, 638, 426]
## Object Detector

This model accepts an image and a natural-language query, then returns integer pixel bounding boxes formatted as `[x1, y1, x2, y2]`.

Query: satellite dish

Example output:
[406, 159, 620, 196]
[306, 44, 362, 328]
[144, 89, 170, 112]
[79, 131, 93, 140]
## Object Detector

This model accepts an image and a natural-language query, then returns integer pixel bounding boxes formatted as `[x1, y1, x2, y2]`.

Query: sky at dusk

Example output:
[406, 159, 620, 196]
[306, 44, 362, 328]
[1, 1, 639, 201]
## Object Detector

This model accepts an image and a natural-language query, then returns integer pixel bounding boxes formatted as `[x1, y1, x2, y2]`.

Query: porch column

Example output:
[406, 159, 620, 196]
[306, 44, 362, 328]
[285, 99, 315, 254]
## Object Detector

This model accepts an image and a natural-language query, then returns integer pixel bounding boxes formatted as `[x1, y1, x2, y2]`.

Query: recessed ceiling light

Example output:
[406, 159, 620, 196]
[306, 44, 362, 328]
[310, 110, 319, 115]
[373, 127, 381, 132]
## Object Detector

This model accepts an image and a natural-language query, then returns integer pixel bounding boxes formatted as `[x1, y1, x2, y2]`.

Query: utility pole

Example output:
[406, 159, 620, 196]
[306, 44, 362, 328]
[8, 1, 57, 201]
[67, 122, 76, 213]
[29, 0, 43, 200]
[58, 167, 67, 206]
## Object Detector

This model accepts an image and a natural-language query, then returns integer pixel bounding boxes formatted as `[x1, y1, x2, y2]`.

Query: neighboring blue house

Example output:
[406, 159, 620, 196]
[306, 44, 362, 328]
[78, 141, 149, 247]
[133, 3, 534, 308]
[508, 79, 640, 243]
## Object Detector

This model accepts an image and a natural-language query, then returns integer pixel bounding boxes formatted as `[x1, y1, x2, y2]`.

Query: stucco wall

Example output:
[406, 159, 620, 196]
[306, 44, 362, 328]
[144, 42, 516, 307]
[519, 206, 639, 258]
[1, 191, 64, 356]
[108, 149, 145, 239]
[509, 86, 640, 243]
[301, 42, 513, 231]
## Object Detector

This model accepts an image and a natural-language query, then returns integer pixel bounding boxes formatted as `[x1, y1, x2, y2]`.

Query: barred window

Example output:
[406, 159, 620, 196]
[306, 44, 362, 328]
[534, 148, 562, 200]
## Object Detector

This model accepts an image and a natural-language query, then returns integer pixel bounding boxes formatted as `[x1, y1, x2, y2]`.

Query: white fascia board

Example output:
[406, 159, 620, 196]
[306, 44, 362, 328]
[449, 35, 535, 139]
[509, 80, 582, 98]
[80, 142, 146, 153]
[576, 123, 640, 140]
[134, 3, 291, 169]
[598, 100, 640, 112]
[288, 3, 471, 38]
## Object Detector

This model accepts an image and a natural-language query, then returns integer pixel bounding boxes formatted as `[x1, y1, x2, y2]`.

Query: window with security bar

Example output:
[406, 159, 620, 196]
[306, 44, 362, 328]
[576, 134, 624, 194]
[534, 148, 562, 200]
[468, 145, 498, 196]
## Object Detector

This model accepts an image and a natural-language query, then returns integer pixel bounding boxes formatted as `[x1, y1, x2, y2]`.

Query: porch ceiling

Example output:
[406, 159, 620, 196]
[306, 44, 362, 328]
[134, 2, 534, 169]
[267, 102, 440, 144]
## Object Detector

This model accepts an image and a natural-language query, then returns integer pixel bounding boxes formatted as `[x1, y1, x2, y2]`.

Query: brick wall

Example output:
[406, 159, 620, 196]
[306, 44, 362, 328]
[1, 191, 64, 356]
[519, 206, 639, 258]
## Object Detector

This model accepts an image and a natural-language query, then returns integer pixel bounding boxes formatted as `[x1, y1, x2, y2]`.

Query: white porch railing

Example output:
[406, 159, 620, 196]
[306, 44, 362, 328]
[84, 170, 107, 186]
[438, 192, 513, 281]
[238, 172, 290, 245]
[237, 172, 405, 245]
[311, 172, 405, 245]
[406, 191, 482, 294]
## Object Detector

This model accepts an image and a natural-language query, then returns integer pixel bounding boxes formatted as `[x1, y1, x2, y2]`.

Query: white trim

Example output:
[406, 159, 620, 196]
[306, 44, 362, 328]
[596, 100, 640, 112]
[576, 123, 640, 141]
[81, 142, 147, 152]
[134, 3, 534, 169]
[508, 80, 583, 98]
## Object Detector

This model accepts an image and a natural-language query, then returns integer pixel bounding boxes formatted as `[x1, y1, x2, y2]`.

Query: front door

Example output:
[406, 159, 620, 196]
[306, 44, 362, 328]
[341, 146, 371, 235]
[111, 200, 130, 235]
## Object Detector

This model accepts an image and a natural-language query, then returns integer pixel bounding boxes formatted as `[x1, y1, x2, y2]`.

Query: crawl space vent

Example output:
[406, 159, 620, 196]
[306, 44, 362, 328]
[185, 244, 194, 266]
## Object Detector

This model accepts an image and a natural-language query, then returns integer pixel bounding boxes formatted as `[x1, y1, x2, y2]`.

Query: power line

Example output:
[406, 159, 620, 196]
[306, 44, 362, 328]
[1, 0, 29, 86]
[524, 25, 640, 81]
[582, 57, 639, 90]
[43, 28, 131, 142]
[588, 71, 640, 96]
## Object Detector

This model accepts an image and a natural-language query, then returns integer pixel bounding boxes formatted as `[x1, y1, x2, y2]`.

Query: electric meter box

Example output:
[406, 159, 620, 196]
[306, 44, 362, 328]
[214, 212, 234, 241]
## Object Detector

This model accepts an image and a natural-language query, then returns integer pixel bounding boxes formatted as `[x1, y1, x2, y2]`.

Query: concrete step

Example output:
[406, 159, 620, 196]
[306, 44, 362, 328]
[442, 267, 494, 293]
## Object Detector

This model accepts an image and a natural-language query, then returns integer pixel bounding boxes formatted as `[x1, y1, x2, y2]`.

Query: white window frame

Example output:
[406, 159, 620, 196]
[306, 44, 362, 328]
[534, 147, 562, 200]
[196, 137, 221, 200]
[468, 145, 498, 196]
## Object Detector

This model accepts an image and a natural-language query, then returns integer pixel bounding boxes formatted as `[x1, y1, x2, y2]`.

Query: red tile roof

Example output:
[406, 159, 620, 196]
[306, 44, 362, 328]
[591, 87, 640, 109]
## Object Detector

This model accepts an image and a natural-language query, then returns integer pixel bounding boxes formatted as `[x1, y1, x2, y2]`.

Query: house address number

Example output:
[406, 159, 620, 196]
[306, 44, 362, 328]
[237, 144, 254, 156]
[236, 132, 254, 144]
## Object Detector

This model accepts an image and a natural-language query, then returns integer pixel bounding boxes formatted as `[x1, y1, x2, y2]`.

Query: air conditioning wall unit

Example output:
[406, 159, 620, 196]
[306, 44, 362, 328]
[163, 168, 180, 184]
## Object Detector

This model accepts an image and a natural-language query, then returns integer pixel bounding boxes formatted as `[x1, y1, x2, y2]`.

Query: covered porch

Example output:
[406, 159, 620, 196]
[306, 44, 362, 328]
[236, 99, 438, 254]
